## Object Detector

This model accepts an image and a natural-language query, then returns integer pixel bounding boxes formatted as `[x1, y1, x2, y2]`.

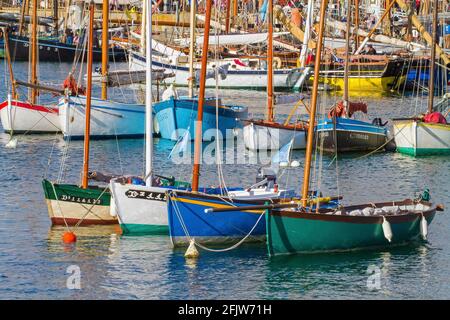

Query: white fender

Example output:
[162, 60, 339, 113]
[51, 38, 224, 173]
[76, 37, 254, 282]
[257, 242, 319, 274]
[420, 215, 428, 240]
[382, 216, 393, 242]
[185, 239, 199, 258]
[290, 160, 300, 167]
[5, 138, 17, 149]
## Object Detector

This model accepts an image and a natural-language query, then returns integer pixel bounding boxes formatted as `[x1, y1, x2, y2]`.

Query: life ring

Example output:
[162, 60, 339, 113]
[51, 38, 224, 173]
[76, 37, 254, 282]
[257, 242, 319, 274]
[273, 57, 282, 69]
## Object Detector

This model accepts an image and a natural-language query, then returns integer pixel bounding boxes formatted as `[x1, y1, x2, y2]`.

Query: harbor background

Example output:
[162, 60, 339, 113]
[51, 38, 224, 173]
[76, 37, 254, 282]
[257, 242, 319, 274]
[0, 60, 449, 299]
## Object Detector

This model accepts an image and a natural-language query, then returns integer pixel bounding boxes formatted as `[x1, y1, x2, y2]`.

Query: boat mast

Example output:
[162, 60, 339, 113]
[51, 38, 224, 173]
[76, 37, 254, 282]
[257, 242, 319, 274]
[2, 29, 18, 100]
[300, 0, 314, 67]
[30, 0, 38, 105]
[354, 0, 359, 50]
[53, 0, 58, 38]
[145, 0, 154, 185]
[427, 0, 438, 114]
[267, 0, 274, 122]
[225, 0, 231, 33]
[81, 1, 95, 189]
[140, 0, 146, 55]
[343, 0, 351, 109]
[101, 0, 109, 100]
[301, 0, 328, 207]
[188, 0, 196, 98]
[192, 0, 213, 192]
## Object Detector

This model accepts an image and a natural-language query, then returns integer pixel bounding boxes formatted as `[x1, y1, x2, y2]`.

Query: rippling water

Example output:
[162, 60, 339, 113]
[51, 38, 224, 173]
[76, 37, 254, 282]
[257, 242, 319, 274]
[0, 61, 449, 299]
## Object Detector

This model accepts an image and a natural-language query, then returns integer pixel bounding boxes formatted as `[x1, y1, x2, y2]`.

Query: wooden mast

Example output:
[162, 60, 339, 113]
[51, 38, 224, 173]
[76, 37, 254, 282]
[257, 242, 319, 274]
[191, 0, 213, 192]
[30, 0, 38, 105]
[301, 0, 328, 207]
[81, 1, 95, 189]
[343, 0, 351, 107]
[18, 0, 29, 36]
[427, 0, 438, 113]
[267, 0, 274, 122]
[225, 0, 231, 33]
[53, 0, 59, 38]
[101, 0, 109, 100]
[188, 0, 196, 98]
[354, 0, 359, 49]
[2, 29, 18, 100]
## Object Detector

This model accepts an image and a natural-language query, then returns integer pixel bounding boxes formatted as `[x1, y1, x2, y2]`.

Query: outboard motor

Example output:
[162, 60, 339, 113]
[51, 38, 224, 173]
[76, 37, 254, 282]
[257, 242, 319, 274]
[256, 167, 277, 189]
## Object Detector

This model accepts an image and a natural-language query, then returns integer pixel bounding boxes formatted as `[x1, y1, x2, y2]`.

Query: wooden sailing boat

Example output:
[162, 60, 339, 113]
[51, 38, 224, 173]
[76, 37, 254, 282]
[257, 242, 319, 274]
[243, 0, 309, 151]
[165, 0, 321, 247]
[58, 2, 146, 140]
[109, 0, 190, 235]
[316, 1, 388, 153]
[0, 1, 61, 134]
[392, 0, 450, 156]
[265, 0, 444, 256]
[42, 1, 116, 226]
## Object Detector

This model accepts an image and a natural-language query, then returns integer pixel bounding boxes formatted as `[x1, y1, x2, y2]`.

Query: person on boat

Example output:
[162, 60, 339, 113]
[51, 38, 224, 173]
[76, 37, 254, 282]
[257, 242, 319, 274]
[63, 73, 86, 96]
[305, 49, 315, 66]
[363, 44, 377, 55]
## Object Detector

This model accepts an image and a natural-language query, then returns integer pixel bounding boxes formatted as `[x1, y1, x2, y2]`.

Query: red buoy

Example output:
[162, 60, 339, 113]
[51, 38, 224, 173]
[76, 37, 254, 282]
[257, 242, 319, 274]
[62, 231, 77, 243]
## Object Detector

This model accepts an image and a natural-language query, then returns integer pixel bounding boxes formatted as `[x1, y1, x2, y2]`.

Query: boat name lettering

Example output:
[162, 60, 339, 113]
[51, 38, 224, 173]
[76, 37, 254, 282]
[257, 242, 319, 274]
[349, 133, 369, 140]
[125, 190, 167, 202]
[59, 194, 102, 205]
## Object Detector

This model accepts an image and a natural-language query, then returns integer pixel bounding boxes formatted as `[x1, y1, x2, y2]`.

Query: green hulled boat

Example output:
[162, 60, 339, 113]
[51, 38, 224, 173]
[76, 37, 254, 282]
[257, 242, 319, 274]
[42, 179, 115, 226]
[266, 199, 442, 255]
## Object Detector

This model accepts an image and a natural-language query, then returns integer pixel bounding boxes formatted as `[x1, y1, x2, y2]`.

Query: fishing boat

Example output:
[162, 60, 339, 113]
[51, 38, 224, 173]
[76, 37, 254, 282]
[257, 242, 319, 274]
[265, 0, 444, 256]
[0, 97, 60, 133]
[42, 2, 116, 226]
[392, 3, 450, 157]
[58, 95, 146, 140]
[316, 3, 387, 153]
[166, 0, 317, 248]
[109, 0, 191, 235]
[243, 3, 308, 151]
[5, 34, 127, 62]
[0, 6, 61, 135]
[153, 96, 247, 141]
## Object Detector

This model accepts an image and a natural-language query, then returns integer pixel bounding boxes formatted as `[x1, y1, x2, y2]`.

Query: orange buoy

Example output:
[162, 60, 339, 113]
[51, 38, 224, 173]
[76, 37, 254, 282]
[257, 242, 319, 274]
[62, 231, 77, 243]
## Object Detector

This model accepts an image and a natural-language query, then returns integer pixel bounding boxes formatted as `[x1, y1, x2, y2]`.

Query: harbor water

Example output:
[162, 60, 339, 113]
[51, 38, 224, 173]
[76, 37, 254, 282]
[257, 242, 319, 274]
[0, 61, 449, 299]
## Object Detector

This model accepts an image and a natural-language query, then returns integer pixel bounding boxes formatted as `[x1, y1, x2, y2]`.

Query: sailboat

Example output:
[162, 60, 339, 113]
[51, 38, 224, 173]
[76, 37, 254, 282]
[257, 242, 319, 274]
[243, 0, 309, 151]
[58, 2, 147, 140]
[315, 1, 387, 153]
[264, 0, 444, 256]
[392, 0, 450, 156]
[109, 0, 191, 235]
[0, 3, 61, 135]
[166, 0, 315, 247]
[42, 2, 116, 226]
[151, 1, 248, 142]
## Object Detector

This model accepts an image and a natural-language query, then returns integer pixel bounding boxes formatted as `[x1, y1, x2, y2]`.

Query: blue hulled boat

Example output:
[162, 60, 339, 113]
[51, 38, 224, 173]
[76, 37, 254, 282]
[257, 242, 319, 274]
[153, 96, 248, 141]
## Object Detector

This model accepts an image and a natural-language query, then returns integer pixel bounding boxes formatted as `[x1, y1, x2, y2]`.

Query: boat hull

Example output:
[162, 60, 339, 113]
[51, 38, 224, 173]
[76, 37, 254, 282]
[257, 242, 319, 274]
[42, 179, 116, 226]
[167, 190, 295, 246]
[7, 35, 126, 62]
[130, 51, 294, 90]
[267, 201, 437, 255]
[153, 97, 248, 141]
[0, 98, 60, 133]
[109, 179, 189, 235]
[393, 119, 450, 156]
[59, 96, 146, 139]
[243, 121, 307, 150]
[316, 118, 387, 152]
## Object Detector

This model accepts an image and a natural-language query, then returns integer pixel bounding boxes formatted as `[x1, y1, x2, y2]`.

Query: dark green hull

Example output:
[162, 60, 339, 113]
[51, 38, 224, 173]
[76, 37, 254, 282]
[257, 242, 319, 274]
[267, 200, 437, 256]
